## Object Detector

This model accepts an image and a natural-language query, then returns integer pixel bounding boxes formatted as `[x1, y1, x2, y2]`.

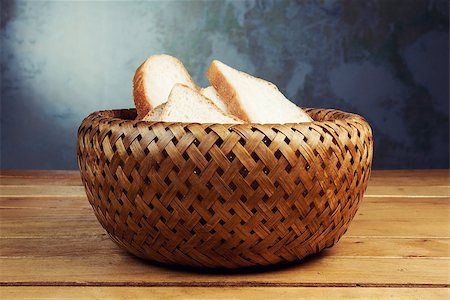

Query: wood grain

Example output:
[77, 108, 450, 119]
[1, 287, 449, 299]
[1, 197, 448, 238]
[2, 170, 449, 198]
[347, 197, 450, 237]
[2, 236, 448, 258]
[1, 256, 448, 285]
[368, 169, 449, 186]
[0, 185, 86, 197]
[0, 196, 88, 209]
[0, 170, 81, 186]
[0, 170, 449, 297]
[2, 169, 448, 186]
[2, 184, 449, 198]
[364, 185, 450, 198]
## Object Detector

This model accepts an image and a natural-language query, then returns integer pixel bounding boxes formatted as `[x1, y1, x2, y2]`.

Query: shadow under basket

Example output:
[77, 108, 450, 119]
[77, 108, 373, 269]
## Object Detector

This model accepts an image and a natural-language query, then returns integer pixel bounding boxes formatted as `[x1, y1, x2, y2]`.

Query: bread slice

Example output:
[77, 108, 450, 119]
[159, 84, 243, 124]
[200, 86, 229, 113]
[142, 103, 166, 122]
[207, 60, 313, 124]
[133, 54, 197, 119]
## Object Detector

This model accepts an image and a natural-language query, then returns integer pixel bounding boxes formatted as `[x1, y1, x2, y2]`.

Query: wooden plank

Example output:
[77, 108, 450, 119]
[0, 208, 104, 238]
[1, 236, 448, 259]
[369, 169, 449, 186]
[1, 170, 449, 198]
[365, 185, 449, 198]
[0, 236, 123, 258]
[325, 237, 450, 258]
[347, 197, 450, 238]
[1, 193, 448, 207]
[1, 185, 449, 199]
[0, 170, 79, 178]
[0, 170, 81, 186]
[0, 186, 86, 197]
[0, 196, 89, 209]
[1, 197, 448, 238]
[3, 185, 446, 198]
[1, 287, 449, 299]
[1, 169, 448, 186]
[1, 184, 448, 198]
[1, 256, 448, 285]
[0, 177, 81, 186]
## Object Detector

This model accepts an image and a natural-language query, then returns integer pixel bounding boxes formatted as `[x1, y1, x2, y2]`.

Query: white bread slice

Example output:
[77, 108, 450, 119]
[200, 86, 229, 113]
[207, 60, 313, 124]
[133, 54, 197, 119]
[142, 103, 166, 122]
[159, 84, 243, 124]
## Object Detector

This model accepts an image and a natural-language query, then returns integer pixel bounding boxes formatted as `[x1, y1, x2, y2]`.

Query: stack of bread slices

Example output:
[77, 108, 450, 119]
[133, 54, 313, 124]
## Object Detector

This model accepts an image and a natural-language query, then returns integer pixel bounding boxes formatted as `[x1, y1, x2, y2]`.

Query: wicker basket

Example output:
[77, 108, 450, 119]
[77, 108, 373, 268]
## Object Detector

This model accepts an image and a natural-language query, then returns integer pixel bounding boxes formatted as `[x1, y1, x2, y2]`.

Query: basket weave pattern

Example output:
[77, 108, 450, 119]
[77, 108, 373, 268]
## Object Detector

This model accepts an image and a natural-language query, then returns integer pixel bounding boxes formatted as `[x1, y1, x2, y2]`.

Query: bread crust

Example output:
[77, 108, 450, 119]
[133, 59, 152, 119]
[133, 54, 199, 120]
[207, 61, 251, 122]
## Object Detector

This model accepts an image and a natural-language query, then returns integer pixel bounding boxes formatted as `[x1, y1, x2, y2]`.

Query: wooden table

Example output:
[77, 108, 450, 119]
[0, 170, 449, 299]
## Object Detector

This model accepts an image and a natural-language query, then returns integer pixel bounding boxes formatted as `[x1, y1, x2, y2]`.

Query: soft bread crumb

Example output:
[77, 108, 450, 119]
[142, 103, 166, 122]
[200, 86, 229, 113]
[207, 60, 313, 124]
[159, 84, 243, 124]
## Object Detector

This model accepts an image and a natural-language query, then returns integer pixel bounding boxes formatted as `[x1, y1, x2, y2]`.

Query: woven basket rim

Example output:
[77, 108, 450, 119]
[84, 108, 367, 127]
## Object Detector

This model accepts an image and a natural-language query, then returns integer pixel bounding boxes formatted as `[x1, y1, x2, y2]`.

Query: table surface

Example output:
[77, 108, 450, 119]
[0, 169, 449, 299]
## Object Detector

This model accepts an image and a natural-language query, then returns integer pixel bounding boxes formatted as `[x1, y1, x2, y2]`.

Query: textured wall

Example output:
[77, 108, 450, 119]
[1, 0, 448, 169]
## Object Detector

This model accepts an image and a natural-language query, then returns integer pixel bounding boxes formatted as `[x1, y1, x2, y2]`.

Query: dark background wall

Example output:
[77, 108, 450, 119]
[1, 0, 448, 170]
